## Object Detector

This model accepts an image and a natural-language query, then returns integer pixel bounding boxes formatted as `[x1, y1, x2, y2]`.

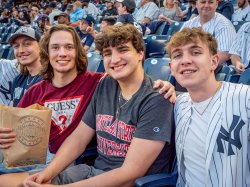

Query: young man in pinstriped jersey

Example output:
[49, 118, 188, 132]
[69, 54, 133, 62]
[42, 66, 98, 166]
[167, 27, 250, 187]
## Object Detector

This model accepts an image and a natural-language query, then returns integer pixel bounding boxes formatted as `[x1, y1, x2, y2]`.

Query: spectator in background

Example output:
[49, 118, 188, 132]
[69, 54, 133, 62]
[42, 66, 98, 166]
[48, 2, 62, 25]
[36, 14, 51, 35]
[70, 1, 84, 24]
[60, 0, 69, 12]
[30, 5, 40, 27]
[12, 10, 29, 26]
[134, 0, 159, 24]
[65, 4, 74, 15]
[158, 0, 182, 24]
[181, 0, 236, 65]
[76, 14, 95, 52]
[116, 0, 148, 35]
[232, 0, 250, 21]
[54, 12, 71, 25]
[100, 0, 118, 19]
[229, 22, 250, 74]
[100, 16, 116, 31]
[82, 0, 100, 17]
[216, 0, 234, 20]
[176, 0, 198, 21]
[0, 8, 10, 23]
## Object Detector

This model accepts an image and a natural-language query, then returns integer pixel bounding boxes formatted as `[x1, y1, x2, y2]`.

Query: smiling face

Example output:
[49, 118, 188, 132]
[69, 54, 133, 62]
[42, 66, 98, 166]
[169, 41, 218, 90]
[102, 41, 144, 82]
[196, 0, 217, 20]
[48, 30, 77, 76]
[13, 36, 40, 67]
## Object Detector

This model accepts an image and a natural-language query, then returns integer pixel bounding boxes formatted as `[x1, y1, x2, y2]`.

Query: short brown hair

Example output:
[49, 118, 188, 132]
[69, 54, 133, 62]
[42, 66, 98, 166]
[40, 25, 87, 81]
[166, 27, 217, 57]
[95, 24, 145, 55]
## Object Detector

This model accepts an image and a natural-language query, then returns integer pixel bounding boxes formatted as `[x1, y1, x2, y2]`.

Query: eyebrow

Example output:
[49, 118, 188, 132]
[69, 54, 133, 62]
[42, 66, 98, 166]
[171, 45, 203, 54]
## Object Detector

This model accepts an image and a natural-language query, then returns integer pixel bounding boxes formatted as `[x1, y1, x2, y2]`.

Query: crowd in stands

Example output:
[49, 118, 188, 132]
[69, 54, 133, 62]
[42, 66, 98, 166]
[0, 0, 249, 186]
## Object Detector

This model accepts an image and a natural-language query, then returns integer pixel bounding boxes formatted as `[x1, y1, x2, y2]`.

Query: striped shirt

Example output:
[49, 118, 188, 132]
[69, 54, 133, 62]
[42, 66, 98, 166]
[175, 81, 250, 187]
[134, 2, 159, 23]
[182, 13, 236, 52]
[229, 22, 250, 67]
[0, 59, 19, 105]
[232, 5, 250, 21]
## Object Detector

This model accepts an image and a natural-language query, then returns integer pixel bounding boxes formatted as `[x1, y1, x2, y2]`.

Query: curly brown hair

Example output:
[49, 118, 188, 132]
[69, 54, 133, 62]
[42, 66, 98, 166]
[95, 24, 145, 59]
[39, 25, 88, 81]
[166, 27, 217, 58]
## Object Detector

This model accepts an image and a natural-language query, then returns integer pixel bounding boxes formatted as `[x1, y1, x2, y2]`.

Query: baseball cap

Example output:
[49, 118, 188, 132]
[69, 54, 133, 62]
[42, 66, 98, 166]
[54, 12, 70, 20]
[80, 14, 95, 25]
[104, 0, 115, 3]
[66, 4, 73, 10]
[35, 14, 50, 22]
[116, 0, 136, 13]
[8, 27, 41, 44]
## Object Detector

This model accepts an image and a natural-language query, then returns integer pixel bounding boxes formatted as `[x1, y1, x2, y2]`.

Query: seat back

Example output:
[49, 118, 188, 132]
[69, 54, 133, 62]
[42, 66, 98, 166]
[145, 39, 167, 59]
[232, 21, 249, 32]
[166, 22, 184, 36]
[144, 58, 171, 81]
[238, 68, 250, 85]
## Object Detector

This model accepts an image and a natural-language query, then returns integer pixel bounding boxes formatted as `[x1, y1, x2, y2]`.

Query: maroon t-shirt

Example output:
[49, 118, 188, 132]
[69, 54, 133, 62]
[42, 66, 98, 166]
[18, 71, 103, 153]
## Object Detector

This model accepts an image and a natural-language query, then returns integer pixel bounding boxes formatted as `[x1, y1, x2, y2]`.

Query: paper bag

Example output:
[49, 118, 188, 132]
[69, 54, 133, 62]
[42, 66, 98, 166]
[0, 104, 52, 168]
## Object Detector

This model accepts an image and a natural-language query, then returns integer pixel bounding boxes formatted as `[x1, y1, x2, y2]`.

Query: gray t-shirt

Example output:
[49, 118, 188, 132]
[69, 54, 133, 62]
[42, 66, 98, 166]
[83, 74, 175, 175]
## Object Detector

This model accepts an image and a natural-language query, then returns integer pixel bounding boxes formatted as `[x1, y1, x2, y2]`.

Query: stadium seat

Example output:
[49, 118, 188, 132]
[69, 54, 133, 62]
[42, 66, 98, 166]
[135, 156, 178, 187]
[145, 39, 167, 59]
[87, 52, 105, 72]
[232, 21, 249, 32]
[144, 58, 171, 81]
[238, 68, 250, 85]
[166, 22, 184, 36]
[215, 65, 236, 81]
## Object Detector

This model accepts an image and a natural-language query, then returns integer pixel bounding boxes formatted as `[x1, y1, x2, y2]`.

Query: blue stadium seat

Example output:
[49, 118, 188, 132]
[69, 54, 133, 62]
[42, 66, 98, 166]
[135, 156, 178, 187]
[145, 39, 167, 58]
[166, 22, 184, 37]
[238, 68, 250, 85]
[144, 58, 171, 81]
[87, 52, 105, 72]
[232, 21, 249, 32]
[215, 65, 236, 81]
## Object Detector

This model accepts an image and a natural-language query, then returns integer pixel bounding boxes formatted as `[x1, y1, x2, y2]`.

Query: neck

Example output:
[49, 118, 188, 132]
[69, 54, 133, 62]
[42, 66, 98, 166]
[242, 2, 249, 9]
[27, 59, 41, 76]
[52, 70, 78, 88]
[188, 78, 220, 102]
[200, 13, 215, 25]
[118, 68, 144, 100]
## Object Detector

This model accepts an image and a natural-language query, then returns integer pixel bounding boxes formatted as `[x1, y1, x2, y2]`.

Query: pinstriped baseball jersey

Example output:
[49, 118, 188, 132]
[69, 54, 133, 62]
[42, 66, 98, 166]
[175, 81, 250, 187]
[181, 13, 236, 52]
[0, 59, 19, 105]
[232, 6, 250, 21]
[229, 22, 250, 67]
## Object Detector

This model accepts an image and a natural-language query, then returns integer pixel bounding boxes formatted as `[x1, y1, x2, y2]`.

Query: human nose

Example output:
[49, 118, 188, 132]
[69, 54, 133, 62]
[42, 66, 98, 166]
[58, 46, 67, 56]
[180, 52, 192, 66]
[111, 50, 121, 64]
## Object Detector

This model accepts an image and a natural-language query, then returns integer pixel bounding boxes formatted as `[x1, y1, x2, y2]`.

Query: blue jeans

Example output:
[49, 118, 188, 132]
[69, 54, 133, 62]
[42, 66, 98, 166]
[0, 150, 54, 175]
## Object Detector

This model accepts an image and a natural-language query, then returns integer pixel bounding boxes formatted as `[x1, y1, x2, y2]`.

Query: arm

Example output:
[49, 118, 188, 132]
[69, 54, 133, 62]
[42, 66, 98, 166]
[217, 51, 231, 65]
[230, 54, 245, 74]
[24, 122, 95, 184]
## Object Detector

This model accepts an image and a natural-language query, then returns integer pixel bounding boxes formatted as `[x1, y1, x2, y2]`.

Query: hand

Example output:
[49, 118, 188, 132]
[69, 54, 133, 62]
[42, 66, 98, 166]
[22, 172, 53, 187]
[158, 14, 165, 21]
[22, 180, 54, 187]
[235, 62, 245, 74]
[153, 80, 176, 103]
[0, 128, 16, 149]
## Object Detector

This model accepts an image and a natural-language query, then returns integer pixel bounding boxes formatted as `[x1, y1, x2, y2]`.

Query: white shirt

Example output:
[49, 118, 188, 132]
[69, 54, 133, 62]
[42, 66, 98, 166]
[232, 5, 250, 21]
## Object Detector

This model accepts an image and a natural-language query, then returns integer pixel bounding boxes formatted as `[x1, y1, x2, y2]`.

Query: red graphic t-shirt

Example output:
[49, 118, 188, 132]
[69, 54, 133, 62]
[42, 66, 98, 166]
[18, 71, 103, 153]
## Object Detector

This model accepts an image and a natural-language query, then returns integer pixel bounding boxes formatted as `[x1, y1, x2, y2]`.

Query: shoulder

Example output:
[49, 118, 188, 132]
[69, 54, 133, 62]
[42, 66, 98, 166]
[81, 71, 103, 81]
[182, 16, 199, 27]
[175, 93, 190, 108]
